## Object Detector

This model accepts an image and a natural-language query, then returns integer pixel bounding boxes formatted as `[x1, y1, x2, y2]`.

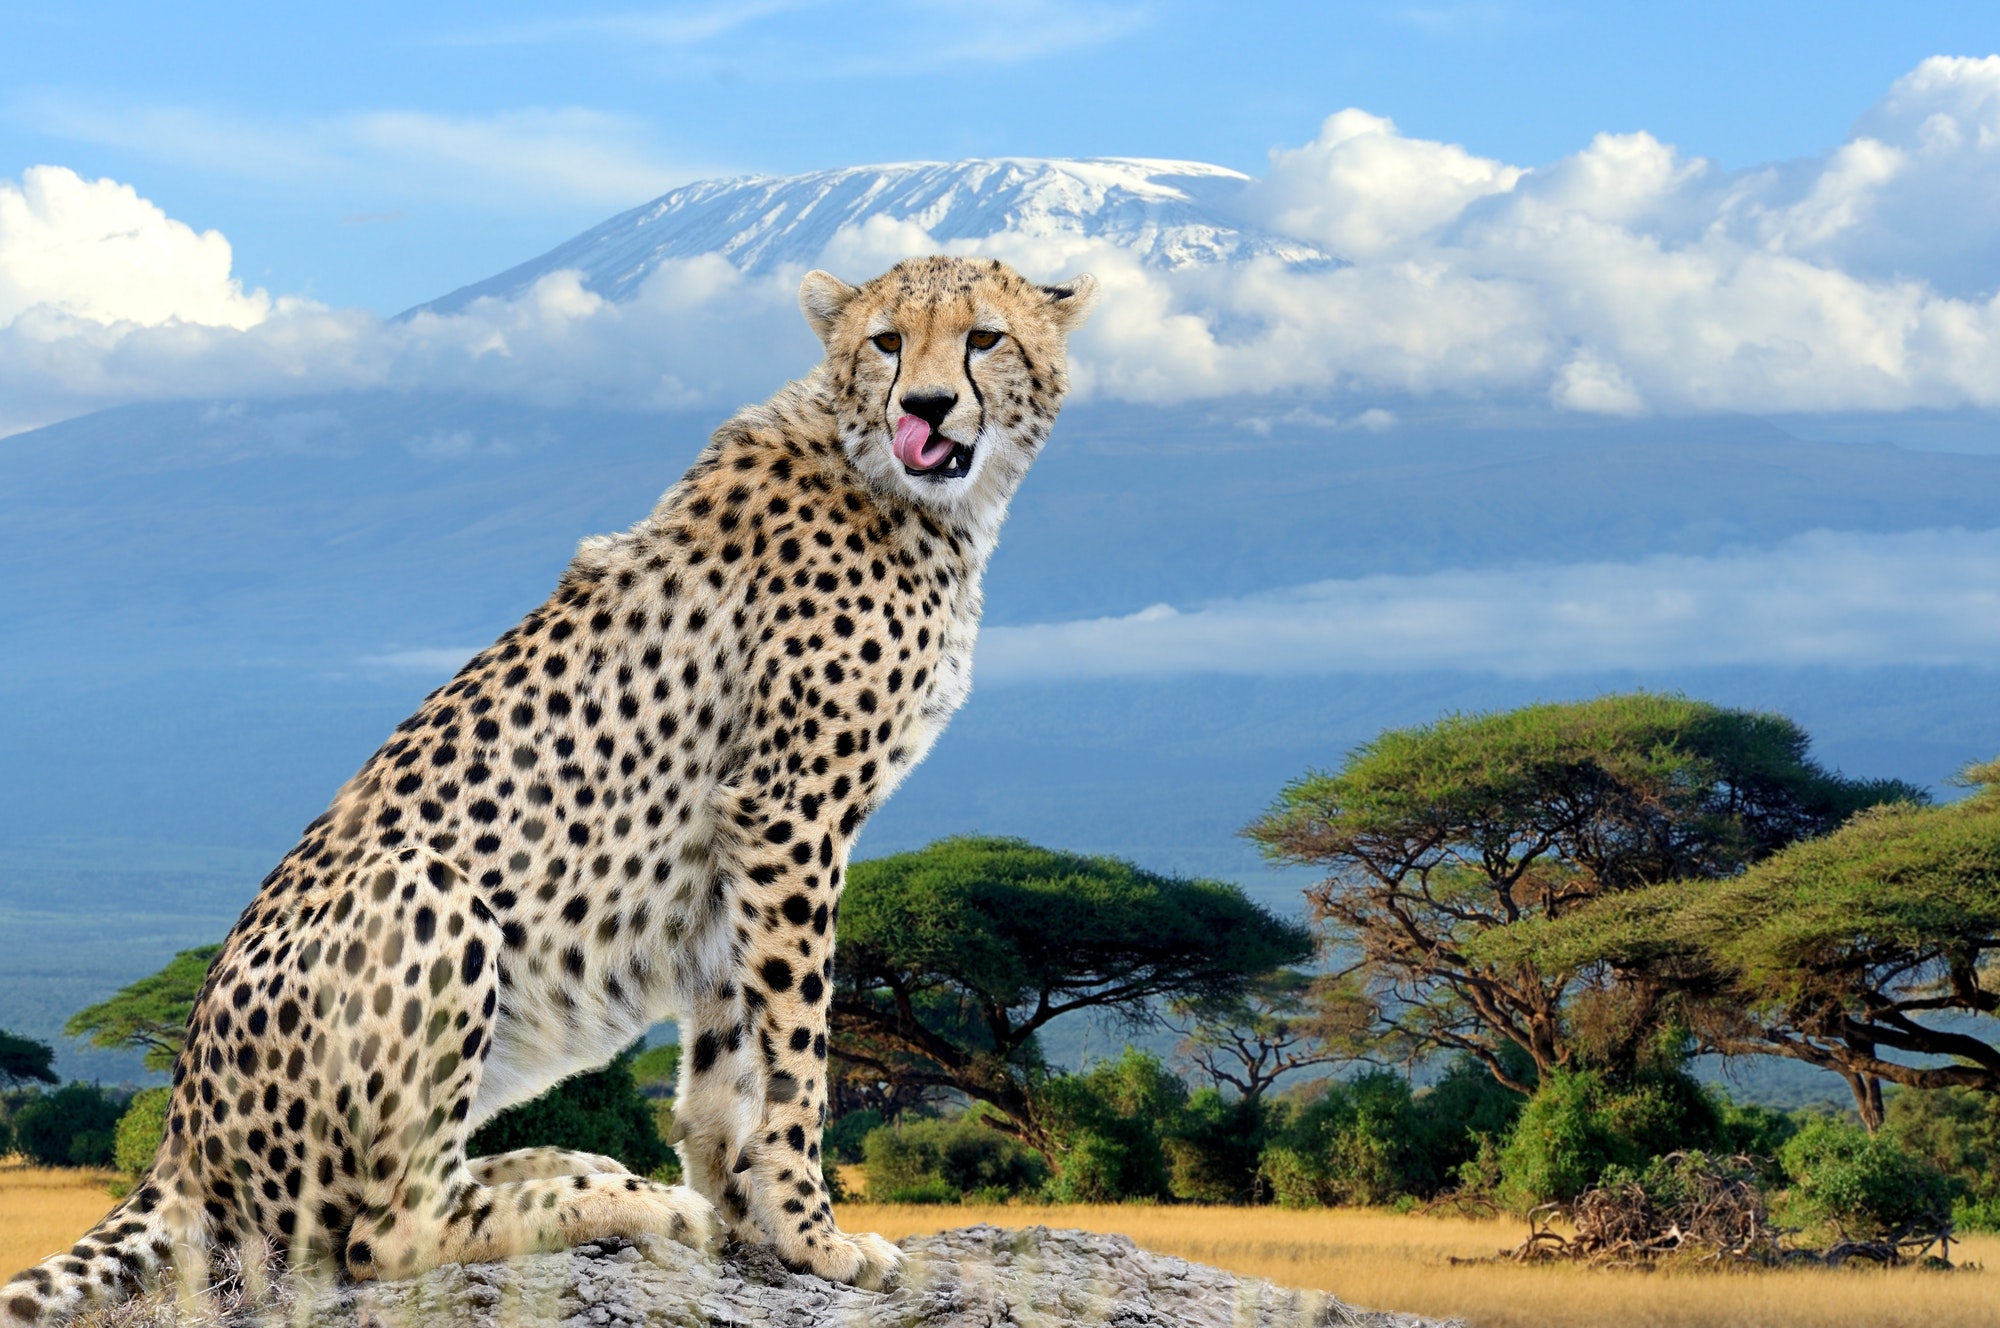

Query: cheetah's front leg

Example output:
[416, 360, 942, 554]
[671, 986, 763, 1241]
[673, 912, 899, 1288]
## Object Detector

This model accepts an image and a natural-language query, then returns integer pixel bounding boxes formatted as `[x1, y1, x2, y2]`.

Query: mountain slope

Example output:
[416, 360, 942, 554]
[414, 158, 1332, 312]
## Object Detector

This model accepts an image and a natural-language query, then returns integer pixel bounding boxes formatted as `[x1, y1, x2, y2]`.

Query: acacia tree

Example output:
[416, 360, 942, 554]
[1167, 967, 1377, 1101]
[831, 836, 1314, 1157]
[1507, 759, 2000, 1129]
[65, 944, 222, 1071]
[0, 1029, 59, 1089]
[1246, 693, 1916, 1094]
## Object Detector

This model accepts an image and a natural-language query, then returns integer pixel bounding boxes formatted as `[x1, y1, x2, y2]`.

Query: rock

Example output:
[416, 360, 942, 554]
[330, 1226, 1461, 1328]
[81, 1226, 1462, 1327]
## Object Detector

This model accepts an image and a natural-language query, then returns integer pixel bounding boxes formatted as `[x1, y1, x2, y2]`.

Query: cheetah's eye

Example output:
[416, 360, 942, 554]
[967, 329, 1002, 351]
[871, 332, 902, 354]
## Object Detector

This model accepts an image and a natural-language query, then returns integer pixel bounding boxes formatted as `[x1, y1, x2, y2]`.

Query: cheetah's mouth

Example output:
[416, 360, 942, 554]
[893, 415, 974, 481]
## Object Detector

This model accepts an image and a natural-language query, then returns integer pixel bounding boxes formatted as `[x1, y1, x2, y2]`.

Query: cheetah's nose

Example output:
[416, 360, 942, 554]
[899, 391, 957, 430]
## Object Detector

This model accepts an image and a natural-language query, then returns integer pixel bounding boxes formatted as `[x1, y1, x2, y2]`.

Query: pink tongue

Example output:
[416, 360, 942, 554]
[893, 415, 956, 471]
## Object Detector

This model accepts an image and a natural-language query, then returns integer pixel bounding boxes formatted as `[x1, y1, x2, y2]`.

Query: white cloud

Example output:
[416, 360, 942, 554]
[1079, 57, 2000, 415]
[1253, 109, 1523, 259]
[18, 56, 2000, 433]
[973, 528, 2000, 681]
[0, 167, 270, 329]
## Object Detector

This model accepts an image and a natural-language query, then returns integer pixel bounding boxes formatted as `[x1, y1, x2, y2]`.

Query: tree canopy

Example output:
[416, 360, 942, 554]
[0, 1029, 59, 1088]
[1499, 759, 2000, 1127]
[832, 835, 1314, 1154]
[65, 944, 221, 1072]
[1168, 967, 1376, 1101]
[1247, 693, 1917, 1092]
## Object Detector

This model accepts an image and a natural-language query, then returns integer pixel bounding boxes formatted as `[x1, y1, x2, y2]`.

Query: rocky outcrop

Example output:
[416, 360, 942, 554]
[83, 1225, 1462, 1327]
[328, 1225, 1459, 1328]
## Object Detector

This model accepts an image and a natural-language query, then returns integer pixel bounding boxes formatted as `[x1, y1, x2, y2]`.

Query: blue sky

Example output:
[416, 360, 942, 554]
[6, 1, 1998, 312]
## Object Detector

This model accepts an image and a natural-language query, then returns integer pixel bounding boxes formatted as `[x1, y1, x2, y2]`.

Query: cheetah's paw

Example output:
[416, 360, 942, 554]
[631, 1184, 721, 1260]
[788, 1228, 903, 1291]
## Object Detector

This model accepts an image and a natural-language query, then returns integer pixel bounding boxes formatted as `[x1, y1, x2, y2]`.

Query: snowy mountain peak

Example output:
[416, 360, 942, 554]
[416, 157, 1331, 314]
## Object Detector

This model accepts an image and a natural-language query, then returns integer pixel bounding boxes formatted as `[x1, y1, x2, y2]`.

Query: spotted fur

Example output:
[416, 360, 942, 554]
[2, 255, 1098, 1324]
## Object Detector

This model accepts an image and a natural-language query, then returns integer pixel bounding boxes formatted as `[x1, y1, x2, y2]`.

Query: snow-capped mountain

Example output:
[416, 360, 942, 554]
[414, 158, 1332, 314]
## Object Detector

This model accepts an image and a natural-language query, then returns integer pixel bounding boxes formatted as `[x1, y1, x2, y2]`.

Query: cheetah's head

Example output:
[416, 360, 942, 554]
[798, 255, 1099, 519]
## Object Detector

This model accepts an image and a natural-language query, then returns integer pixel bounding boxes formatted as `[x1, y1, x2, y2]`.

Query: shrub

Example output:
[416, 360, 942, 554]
[1163, 1087, 1269, 1204]
[1886, 1085, 2000, 1229]
[1493, 1067, 1721, 1209]
[1408, 1056, 1530, 1195]
[825, 1108, 886, 1167]
[1259, 1071, 1418, 1208]
[1714, 1092, 1800, 1166]
[861, 1111, 1048, 1203]
[113, 1086, 171, 1176]
[1779, 1117, 1957, 1240]
[1497, 1072, 1634, 1204]
[1953, 1196, 2000, 1233]
[468, 1044, 669, 1175]
[1037, 1048, 1186, 1203]
[13, 1083, 126, 1167]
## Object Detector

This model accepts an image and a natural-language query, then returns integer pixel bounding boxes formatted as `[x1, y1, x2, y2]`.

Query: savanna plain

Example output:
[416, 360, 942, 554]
[4, 1163, 1994, 1328]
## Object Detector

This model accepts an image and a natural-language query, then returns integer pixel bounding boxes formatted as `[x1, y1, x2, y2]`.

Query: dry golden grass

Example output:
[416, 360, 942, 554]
[0, 1158, 122, 1279]
[8, 1164, 1994, 1328]
[840, 1202, 2000, 1328]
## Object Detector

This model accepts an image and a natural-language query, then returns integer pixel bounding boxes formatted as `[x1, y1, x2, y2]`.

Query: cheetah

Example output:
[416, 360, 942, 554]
[5, 255, 1099, 1324]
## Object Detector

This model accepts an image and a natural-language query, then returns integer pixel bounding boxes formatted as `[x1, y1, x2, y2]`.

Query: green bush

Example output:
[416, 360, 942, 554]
[1408, 1056, 1530, 1195]
[1038, 1048, 1186, 1203]
[626, 1041, 683, 1178]
[861, 1111, 1048, 1203]
[468, 1044, 670, 1176]
[1493, 1067, 1721, 1209]
[825, 1108, 886, 1166]
[1713, 1092, 1800, 1164]
[1598, 1148, 1761, 1209]
[13, 1083, 126, 1167]
[1779, 1117, 1957, 1240]
[629, 1043, 681, 1094]
[1259, 1071, 1418, 1208]
[1886, 1085, 2000, 1227]
[113, 1086, 171, 1176]
[1163, 1087, 1269, 1204]
[1952, 1196, 2000, 1233]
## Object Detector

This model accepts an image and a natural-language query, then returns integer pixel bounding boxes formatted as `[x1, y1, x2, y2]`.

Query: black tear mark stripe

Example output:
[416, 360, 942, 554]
[961, 339, 988, 438]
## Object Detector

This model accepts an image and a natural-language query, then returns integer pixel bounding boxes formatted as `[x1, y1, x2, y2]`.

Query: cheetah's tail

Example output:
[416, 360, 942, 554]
[3, 1175, 195, 1327]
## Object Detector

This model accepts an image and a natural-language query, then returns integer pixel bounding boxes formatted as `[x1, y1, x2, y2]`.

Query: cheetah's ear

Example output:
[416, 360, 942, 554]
[1039, 273, 1100, 334]
[798, 270, 860, 347]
